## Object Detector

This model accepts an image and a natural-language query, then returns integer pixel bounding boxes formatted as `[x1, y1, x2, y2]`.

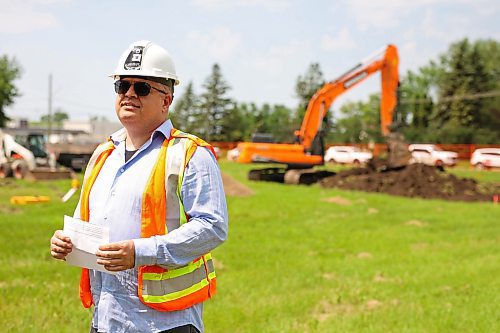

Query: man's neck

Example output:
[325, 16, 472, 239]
[125, 130, 154, 150]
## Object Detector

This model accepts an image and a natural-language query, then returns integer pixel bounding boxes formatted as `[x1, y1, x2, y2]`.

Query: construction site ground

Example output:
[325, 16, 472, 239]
[320, 163, 499, 202]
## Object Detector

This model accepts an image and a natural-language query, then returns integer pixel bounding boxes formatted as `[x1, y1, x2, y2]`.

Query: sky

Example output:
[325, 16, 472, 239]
[2, 0, 499, 123]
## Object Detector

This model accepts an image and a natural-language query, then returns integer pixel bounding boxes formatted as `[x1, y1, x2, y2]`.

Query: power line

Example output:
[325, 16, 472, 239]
[400, 89, 500, 105]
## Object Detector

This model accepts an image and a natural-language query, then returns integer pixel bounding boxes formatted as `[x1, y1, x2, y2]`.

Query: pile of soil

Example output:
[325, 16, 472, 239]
[320, 163, 499, 202]
[221, 172, 255, 197]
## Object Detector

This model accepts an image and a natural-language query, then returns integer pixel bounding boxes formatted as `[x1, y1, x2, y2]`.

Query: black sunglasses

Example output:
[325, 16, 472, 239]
[114, 80, 168, 96]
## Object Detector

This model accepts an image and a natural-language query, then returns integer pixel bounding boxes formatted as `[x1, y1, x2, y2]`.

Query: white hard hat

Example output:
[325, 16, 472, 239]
[110, 40, 179, 85]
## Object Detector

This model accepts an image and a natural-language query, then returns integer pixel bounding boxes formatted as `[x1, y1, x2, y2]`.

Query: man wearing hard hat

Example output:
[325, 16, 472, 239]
[50, 41, 228, 333]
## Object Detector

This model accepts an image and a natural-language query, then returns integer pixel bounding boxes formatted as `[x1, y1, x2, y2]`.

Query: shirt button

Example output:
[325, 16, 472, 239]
[111, 191, 115, 196]
[120, 168, 125, 173]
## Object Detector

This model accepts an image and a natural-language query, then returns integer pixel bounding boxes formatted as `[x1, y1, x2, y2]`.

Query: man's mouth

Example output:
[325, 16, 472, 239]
[121, 101, 139, 108]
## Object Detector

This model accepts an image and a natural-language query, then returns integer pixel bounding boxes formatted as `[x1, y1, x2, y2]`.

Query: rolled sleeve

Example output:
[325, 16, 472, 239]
[133, 237, 158, 267]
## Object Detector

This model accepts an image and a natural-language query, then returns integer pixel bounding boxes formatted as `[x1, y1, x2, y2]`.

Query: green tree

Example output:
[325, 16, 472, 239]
[199, 64, 233, 141]
[396, 38, 499, 143]
[268, 104, 295, 142]
[170, 81, 201, 134]
[0, 56, 22, 127]
[41, 109, 69, 125]
[328, 93, 383, 144]
[432, 38, 500, 143]
[294, 63, 325, 124]
[219, 102, 254, 142]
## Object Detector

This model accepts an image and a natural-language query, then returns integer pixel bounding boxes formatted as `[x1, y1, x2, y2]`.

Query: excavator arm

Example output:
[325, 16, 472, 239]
[298, 44, 399, 151]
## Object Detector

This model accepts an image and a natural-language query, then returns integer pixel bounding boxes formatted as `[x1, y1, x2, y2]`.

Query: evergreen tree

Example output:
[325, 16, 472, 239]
[199, 64, 233, 141]
[294, 63, 325, 124]
[220, 102, 254, 142]
[435, 38, 474, 127]
[0, 56, 22, 127]
[170, 81, 201, 134]
[268, 104, 295, 142]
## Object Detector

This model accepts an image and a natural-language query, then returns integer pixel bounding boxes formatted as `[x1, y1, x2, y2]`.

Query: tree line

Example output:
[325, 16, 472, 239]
[1, 38, 498, 144]
[172, 38, 499, 144]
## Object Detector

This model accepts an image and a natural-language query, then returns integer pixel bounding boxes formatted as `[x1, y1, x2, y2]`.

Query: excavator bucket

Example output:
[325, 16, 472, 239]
[386, 131, 411, 169]
[27, 167, 73, 180]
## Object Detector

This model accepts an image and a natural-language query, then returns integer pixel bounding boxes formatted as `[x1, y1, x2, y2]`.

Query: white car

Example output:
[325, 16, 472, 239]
[226, 147, 240, 161]
[324, 146, 373, 165]
[408, 144, 458, 167]
[212, 146, 221, 160]
[470, 148, 500, 170]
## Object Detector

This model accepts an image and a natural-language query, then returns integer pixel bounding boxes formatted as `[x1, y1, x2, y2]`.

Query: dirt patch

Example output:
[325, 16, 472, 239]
[406, 219, 427, 227]
[0, 204, 22, 215]
[322, 196, 352, 205]
[357, 252, 373, 259]
[221, 172, 255, 197]
[320, 163, 499, 202]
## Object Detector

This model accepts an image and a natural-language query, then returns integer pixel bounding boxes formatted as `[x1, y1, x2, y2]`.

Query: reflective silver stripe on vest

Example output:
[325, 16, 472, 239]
[143, 258, 215, 297]
[164, 138, 185, 233]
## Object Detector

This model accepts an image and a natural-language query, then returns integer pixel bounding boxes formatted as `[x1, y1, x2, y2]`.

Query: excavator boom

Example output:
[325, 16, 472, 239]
[298, 44, 399, 150]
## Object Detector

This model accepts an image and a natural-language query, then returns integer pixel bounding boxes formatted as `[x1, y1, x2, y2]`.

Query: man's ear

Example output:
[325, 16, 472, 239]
[162, 94, 173, 113]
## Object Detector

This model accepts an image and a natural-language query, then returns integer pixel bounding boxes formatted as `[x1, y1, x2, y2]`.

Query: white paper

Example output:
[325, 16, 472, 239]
[63, 215, 115, 274]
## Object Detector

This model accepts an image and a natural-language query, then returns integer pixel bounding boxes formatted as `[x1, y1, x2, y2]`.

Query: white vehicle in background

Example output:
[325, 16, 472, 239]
[470, 148, 500, 170]
[227, 147, 240, 161]
[408, 144, 458, 167]
[324, 146, 373, 165]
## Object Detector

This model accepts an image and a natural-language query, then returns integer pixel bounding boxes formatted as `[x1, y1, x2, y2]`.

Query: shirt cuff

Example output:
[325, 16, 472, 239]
[133, 237, 157, 267]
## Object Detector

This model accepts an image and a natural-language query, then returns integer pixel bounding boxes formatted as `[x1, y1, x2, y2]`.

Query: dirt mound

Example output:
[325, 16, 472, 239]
[221, 172, 255, 197]
[320, 164, 499, 202]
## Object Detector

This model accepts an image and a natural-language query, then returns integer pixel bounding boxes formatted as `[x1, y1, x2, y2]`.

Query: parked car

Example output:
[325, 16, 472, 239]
[470, 148, 500, 170]
[408, 144, 458, 167]
[324, 146, 373, 165]
[212, 146, 221, 160]
[227, 147, 240, 161]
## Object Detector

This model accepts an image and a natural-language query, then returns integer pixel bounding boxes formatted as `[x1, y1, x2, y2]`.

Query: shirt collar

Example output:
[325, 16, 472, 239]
[108, 119, 174, 146]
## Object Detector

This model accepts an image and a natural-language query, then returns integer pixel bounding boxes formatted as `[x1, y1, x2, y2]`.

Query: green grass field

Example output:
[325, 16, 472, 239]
[0, 162, 498, 332]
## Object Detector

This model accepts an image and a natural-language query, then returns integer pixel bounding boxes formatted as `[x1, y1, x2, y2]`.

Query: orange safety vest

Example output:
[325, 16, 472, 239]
[78, 128, 218, 311]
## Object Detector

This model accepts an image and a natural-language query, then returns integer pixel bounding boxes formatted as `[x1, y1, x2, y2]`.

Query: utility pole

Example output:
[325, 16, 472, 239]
[48, 73, 52, 141]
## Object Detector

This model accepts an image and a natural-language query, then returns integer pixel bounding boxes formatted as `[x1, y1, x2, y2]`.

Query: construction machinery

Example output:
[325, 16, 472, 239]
[236, 44, 411, 184]
[0, 129, 72, 180]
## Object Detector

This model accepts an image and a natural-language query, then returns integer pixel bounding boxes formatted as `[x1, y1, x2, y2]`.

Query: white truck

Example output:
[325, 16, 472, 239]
[0, 130, 71, 179]
[408, 144, 458, 167]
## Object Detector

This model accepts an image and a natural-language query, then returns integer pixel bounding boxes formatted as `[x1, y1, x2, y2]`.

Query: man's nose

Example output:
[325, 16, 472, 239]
[124, 84, 137, 97]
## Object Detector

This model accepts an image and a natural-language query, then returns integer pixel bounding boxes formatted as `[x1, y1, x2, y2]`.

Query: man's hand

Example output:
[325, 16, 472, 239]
[96, 240, 135, 272]
[50, 230, 72, 260]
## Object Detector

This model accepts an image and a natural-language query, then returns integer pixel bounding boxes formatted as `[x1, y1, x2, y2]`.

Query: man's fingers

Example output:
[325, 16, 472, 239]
[51, 249, 69, 260]
[95, 249, 122, 259]
[103, 264, 127, 272]
[96, 257, 122, 265]
[54, 230, 71, 243]
[98, 242, 122, 251]
[51, 236, 72, 249]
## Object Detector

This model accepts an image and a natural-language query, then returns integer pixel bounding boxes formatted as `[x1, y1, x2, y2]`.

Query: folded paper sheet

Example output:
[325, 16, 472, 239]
[63, 215, 114, 274]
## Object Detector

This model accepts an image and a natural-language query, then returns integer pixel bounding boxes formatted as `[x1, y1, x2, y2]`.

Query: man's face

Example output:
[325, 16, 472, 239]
[114, 78, 172, 134]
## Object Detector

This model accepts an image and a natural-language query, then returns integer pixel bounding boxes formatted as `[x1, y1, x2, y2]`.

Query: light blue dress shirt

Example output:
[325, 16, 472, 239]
[73, 119, 228, 333]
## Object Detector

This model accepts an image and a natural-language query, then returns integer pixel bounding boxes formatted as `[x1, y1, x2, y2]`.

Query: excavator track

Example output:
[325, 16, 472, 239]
[248, 168, 334, 185]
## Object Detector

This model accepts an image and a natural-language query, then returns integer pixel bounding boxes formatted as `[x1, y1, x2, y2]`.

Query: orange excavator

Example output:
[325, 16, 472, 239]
[236, 44, 410, 184]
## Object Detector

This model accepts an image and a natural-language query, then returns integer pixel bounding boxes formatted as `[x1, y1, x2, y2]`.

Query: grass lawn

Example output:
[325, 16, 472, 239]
[0, 162, 499, 332]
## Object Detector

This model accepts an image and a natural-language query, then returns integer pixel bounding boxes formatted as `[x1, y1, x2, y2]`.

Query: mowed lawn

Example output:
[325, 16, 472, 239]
[0, 162, 498, 332]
